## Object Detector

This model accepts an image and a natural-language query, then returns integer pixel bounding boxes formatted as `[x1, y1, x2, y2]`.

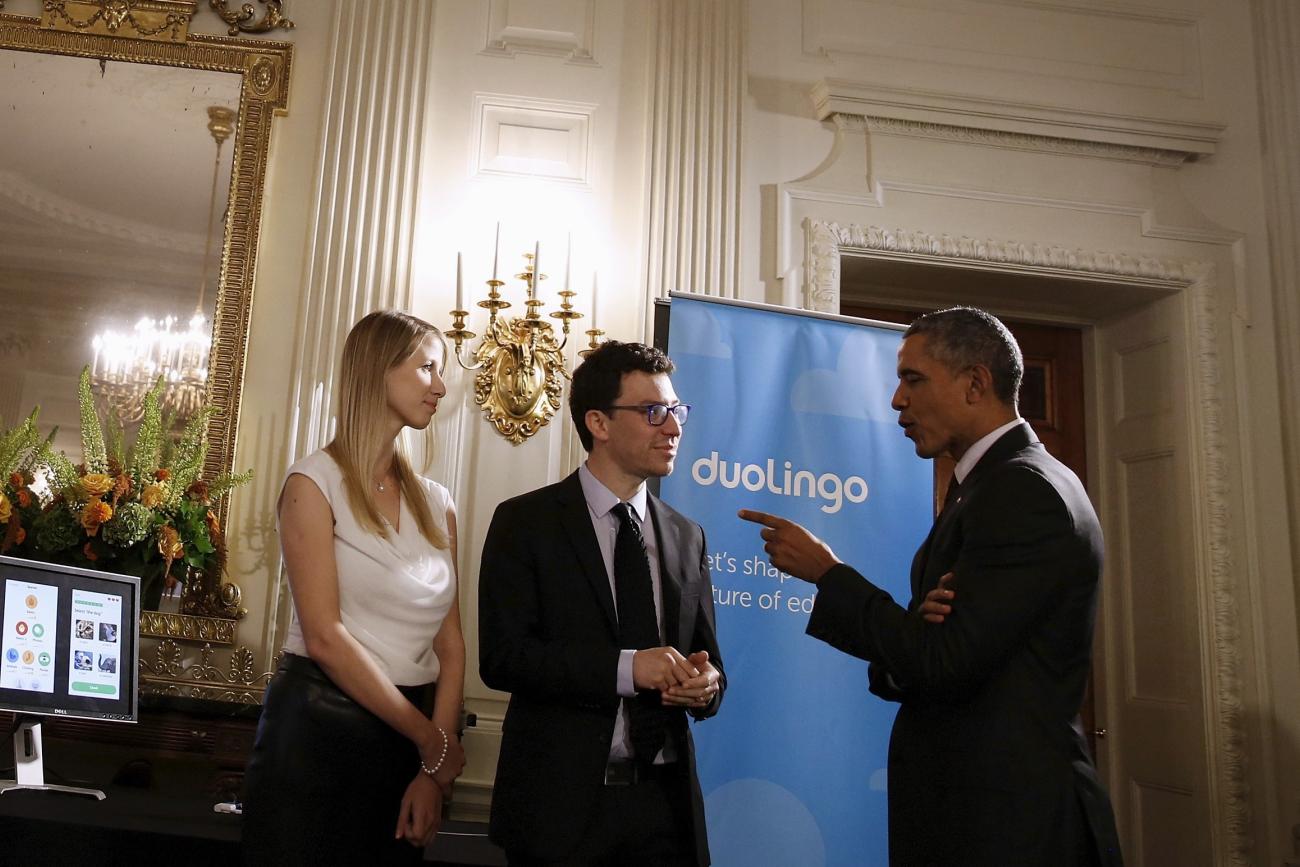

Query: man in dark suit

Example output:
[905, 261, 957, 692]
[480, 340, 725, 866]
[740, 307, 1123, 866]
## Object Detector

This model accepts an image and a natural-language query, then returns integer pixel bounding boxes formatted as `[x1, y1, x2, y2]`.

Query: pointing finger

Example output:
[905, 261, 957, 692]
[738, 509, 787, 528]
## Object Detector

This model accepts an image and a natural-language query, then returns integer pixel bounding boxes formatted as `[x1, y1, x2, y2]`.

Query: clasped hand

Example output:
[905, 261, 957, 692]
[633, 647, 719, 709]
[396, 724, 466, 847]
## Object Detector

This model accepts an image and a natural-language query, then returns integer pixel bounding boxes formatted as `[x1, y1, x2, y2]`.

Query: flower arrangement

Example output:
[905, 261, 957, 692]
[0, 368, 252, 610]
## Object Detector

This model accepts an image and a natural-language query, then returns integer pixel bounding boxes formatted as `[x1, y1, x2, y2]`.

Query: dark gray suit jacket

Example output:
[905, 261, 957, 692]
[479, 471, 725, 865]
[807, 423, 1123, 866]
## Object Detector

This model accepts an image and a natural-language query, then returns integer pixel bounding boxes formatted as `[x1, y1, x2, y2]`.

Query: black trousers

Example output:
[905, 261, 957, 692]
[241, 653, 432, 866]
[507, 762, 697, 867]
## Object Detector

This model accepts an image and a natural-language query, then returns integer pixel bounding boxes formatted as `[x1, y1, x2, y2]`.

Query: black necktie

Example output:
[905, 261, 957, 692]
[941, 476, 962, 513]
[611, 502, 667, 760]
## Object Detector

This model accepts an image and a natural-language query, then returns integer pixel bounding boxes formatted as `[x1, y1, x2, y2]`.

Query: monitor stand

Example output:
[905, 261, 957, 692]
[0, 717, 105, 800]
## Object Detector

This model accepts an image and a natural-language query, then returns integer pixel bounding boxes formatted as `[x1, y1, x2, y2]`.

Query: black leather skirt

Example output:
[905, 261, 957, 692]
[241, 653, 433, 866]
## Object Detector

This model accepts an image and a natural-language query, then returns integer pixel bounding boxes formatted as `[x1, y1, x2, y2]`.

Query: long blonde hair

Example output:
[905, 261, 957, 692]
[325, 310, 449, 549]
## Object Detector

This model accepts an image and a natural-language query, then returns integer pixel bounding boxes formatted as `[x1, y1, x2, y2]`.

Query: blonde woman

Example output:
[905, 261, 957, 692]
[242, 311, 466, 864]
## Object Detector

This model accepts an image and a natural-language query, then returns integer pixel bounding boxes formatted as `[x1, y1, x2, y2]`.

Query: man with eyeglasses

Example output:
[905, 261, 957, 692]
[479, 340, 725, 866]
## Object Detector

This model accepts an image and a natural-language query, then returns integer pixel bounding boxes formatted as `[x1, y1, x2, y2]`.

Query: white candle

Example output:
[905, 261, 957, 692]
[591, 272, 599, 327]
[455, 252, 464, 310]
[491, 222, 500, 282]
[531, 241, 540, 300]
[564, 232, 572, 292]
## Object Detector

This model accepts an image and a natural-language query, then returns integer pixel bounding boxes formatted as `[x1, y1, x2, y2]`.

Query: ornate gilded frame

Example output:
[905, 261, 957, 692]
[0, 7, 291, 684]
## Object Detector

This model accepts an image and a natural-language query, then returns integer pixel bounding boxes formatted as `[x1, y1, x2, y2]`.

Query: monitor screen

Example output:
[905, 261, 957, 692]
[0, 555, 139, 723]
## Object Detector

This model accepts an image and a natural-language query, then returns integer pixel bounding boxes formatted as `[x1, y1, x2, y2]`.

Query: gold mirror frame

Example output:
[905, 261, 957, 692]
[0, 7, 291, 691]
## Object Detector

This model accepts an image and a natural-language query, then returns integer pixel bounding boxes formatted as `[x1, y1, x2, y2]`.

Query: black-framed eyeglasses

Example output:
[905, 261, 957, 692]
[605, 403, 691, 426]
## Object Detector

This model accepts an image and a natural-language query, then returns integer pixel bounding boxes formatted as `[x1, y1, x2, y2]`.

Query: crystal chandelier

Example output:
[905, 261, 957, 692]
[91, 314, 211, 423]
[91, 105, 234, 424]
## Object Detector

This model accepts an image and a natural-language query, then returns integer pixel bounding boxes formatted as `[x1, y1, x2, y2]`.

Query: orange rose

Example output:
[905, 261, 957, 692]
[8, 473, 22, 488]
[158, 525, 184, 562]
[187, 480, 210, 503]
[154, 469, 171, 482]
[80, 498, 113, 536]
[80, 473, 114, 497]
[17, 489, 32, 509]
[83, 541, 98, 562]
[0, 493, 10, 524]
[141, 483, 166, 508]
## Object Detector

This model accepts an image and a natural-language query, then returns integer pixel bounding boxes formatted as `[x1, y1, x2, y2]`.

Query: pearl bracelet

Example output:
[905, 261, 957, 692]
[419, 726, 449, 778]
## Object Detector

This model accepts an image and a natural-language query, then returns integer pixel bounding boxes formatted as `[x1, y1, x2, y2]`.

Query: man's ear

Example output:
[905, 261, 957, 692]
[585, 409, 611, 445]
[965, 364, 995, 404]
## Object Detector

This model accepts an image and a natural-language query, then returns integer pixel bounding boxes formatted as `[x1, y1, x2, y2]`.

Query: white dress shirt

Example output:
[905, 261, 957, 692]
[954, 418, 1025, 484]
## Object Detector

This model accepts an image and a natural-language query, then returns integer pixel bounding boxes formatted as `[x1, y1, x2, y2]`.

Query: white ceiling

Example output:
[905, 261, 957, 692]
[0, 48, 241, 235]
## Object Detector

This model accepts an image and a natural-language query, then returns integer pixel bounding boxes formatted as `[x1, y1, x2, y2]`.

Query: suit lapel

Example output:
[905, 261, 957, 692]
[648, 495, 685, 647]
[556, 472, 618, 635]
[911, 422, 1042, 603]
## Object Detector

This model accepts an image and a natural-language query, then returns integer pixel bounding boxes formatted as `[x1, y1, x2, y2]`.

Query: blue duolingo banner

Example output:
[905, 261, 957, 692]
[660, 294, 932, 867]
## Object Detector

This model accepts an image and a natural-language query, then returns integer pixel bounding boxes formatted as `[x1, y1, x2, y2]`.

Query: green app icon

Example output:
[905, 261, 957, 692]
[38, 652, 50, 666]
[31, 624, 44, 638]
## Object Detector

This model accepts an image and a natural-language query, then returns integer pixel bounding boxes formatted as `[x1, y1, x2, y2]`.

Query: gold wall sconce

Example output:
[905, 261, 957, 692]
[447, 230, 604, 444]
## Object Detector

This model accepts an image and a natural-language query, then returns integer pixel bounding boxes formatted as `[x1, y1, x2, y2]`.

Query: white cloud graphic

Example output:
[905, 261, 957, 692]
[789, 333, 896, 421]
[671, 306, 733, 359]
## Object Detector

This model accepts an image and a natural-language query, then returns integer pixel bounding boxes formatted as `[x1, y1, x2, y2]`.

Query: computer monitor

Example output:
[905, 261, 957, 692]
[0, 555, 140, 799]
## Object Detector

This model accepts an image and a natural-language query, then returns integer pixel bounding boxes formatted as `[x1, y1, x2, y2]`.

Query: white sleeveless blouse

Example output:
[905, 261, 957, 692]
[280, 450, 457, 686]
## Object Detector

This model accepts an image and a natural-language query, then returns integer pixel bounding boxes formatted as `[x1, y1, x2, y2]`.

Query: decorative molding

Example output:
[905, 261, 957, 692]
[801, 1, 1203, 98]
[42, 0, 196, 42]
[861, 116, 1189, 167]
[481, 0, 596, 66]
[803, 218, 842, 312]
[812, 79, 1222, 162]
[645, 0, 744, 303]
[471, 94, 593, 184]
[801, 218, 1193, 313]
[1188, 264, 1254, 865]
[801, 216, 1250, 862]
[208, 0, 293, 37]
[138, 639, 276, 703]
[141, 610, 236, 644]
[0, 170, 205, 253]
